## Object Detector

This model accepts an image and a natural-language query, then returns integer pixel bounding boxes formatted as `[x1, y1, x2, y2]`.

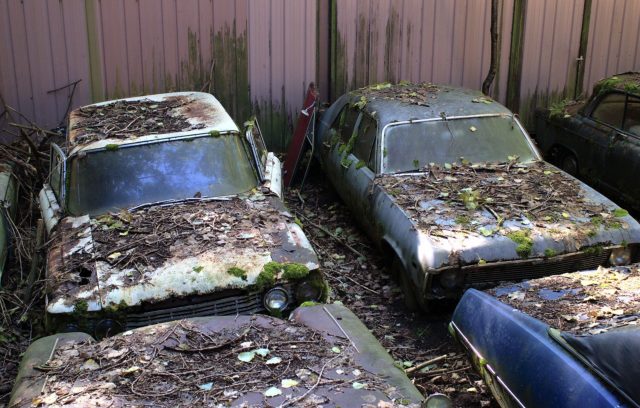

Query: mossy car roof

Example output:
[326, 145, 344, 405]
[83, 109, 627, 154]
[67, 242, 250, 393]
[593, 71, 640, 95]
[348, 84, 512, 128]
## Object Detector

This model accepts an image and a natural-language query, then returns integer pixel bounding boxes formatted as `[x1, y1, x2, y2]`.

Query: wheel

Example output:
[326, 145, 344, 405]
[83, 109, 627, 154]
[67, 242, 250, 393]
[560, 153, 578, 176]
[392, 257, 429, 313]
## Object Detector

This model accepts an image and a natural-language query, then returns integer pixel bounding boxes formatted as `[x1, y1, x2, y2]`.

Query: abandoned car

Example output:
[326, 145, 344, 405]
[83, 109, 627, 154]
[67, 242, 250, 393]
[535, 72, 640, 210]
[450, 264, 640, 408]
[315, 82, 640, 311]
[9, 304, 425, 407]
[39, 92, 325, 337]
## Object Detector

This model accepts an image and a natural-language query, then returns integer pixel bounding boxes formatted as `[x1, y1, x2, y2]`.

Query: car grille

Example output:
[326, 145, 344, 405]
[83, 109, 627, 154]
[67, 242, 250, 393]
[462, 249, 612, 284]
[124, 292, 265, 329]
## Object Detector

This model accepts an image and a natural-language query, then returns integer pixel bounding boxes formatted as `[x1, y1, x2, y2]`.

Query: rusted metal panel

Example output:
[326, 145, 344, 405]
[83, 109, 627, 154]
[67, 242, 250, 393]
[584, 0, 640, 92]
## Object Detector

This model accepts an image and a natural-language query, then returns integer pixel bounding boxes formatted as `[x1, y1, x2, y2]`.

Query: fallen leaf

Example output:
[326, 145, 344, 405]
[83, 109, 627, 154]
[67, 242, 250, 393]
[199, 382, 214, 391]
[331, 346, 341, 353]
[264, 387, 282, 397]
[281, 379, 299, 388]
[253, 348, 269, 357]
[266, 357, 282, 365]
[352, 382, 366, 389]
[238, 351, 255, 362]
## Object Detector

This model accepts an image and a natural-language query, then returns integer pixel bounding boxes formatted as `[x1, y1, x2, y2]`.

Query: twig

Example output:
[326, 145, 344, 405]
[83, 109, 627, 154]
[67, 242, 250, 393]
[297, 212, 366, 259]
[405, 354, 448, 375]
[342, 274, 380, 295]
[278, 354, 340, 408]
[322, 306, 359, 352]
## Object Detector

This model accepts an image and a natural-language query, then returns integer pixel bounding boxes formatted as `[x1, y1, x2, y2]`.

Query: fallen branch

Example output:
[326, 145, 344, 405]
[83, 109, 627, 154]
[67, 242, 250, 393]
[405, 354, 448, 375]
[297, 212, 366, 259]
[279, 354, 341, 408]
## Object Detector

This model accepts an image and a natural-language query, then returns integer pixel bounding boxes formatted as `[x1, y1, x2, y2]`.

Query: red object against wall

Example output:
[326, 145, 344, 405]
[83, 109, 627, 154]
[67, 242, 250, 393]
[283, 83, 317, 187]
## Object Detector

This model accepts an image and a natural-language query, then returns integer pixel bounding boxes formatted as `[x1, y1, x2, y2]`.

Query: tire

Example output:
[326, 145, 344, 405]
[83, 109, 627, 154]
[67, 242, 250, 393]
[560, 153, 578, 176]
[392, 257, 429, 313]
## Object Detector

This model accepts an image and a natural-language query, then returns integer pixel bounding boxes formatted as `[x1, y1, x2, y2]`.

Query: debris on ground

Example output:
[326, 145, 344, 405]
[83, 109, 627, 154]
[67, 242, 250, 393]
[70, 97, 205, 145]
[287, 175, 495, 407]
[488, 264, 640, 335]
[376, 160, 625, 245]
[27, 317, 397, 407]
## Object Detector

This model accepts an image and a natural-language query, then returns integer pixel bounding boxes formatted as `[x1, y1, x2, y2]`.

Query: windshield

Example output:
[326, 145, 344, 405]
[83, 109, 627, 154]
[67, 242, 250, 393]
[383, 115, 537, 173]
[68, 135, 258, 215]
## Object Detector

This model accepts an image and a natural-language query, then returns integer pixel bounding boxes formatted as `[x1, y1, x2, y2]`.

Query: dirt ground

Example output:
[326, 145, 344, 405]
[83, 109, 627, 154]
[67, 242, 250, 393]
[286, 169, 495, 407]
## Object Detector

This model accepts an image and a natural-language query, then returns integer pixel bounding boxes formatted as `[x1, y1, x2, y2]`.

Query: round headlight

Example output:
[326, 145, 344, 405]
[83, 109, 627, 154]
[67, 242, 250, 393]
[296, 281, 322, 303]
[264, 287, 289, 313]
[610, 247, 632, 266]
[438, 269, 461, 289]
[423, 393, 452, 408]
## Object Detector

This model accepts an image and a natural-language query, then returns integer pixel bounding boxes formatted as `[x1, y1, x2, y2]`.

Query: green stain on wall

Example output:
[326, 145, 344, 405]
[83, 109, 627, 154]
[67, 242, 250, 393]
[84, 0, 104, 102]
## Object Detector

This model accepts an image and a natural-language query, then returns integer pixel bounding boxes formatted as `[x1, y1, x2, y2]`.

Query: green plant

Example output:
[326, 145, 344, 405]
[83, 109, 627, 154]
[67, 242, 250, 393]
[507, 229, 533, 258]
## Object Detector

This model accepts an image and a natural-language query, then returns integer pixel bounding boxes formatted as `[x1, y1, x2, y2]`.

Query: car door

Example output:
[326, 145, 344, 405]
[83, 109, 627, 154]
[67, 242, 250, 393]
[324, 104, 360, 198]
[341, 113, 378, 236]
[580, 92, 626, 189]
[605, 94, 640, 203]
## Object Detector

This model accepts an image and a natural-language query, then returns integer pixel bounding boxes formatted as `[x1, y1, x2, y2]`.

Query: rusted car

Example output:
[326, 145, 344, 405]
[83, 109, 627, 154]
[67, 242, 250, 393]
[0, 162, 17, 284]
[315, 82, 640, 311]
[38, 92, 325, 337]
[9, 304, 425, 407]
[535, 72, 640, 210]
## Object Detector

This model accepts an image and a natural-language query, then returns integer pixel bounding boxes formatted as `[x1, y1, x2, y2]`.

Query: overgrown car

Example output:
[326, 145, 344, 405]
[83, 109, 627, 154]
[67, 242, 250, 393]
[450, 264, 640, 408]
[0, 162, 17, 284]
[39, 92, 326, 337]
[535, 72, 640, 210]
[9, 304, 424, 407]
[315, 82, 640, 311]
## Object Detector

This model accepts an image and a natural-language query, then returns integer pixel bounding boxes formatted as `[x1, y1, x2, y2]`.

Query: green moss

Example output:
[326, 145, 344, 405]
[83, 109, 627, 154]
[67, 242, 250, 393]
[355, 160, 366, 170]
[255, 262, 280, 289]
[587, 229, 597, 237]
[413, 159, 420, 168]
[294, 217, 303, 228]
[590, 216, 604, 227]
[341, 156, 353, 168]
[299, 301, 320, 307]
[282, 263, 309, 280]
[192, 265, 204, 273]
[209, 130, 221, 137]
[549, 100, 570, 119]
[227, 267, 248, 281]
[612, 208, 629, 218]
[584, 245, 604, 256]
[544, 248, 557, 258]
[507, 229, 533, 258]
[103, 299, 128, 314]
[455, 214, 472, 227]
[608, 220, 623, 230]
[105, 144, 120, 151]
[73, 300, 88, 315]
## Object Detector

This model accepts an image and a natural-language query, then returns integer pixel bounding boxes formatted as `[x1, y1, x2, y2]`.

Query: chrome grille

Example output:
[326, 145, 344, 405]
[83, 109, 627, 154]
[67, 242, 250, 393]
[124, 292, 264, 329]
[463, 249, 612, 284]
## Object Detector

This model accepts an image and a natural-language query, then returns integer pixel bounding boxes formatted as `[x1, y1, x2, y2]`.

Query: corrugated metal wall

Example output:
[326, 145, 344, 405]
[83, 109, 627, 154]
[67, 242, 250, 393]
[583, 0, 640, 91]
[517, 0, 586, 124]
[0, 0, 316, 150]
[1, 0, 640, 149]
[332, 0, 512, 102]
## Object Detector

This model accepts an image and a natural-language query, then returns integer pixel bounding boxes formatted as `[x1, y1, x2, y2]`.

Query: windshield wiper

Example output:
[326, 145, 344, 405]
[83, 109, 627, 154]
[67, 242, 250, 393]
[129, 196, 232, 212]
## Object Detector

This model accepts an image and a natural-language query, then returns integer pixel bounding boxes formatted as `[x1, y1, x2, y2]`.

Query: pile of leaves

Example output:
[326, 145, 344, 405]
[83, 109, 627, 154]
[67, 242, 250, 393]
[376, 160, 621, 240]
[351, 82, 440, 107]
[288, 175, 494, 407]
[71, 97, 204, 145]
[91, 197, 284, 271]
[31, 318, 389, 407]
[593, 72, 640, 95]
[488, 264, 640, 335]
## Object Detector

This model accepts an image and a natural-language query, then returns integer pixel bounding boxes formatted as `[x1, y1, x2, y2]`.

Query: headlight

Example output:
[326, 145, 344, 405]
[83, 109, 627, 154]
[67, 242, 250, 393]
[95, 319, 123, 339]
[295, 281, 322, 302]
[610, 247, 632, 266]
[423, 393, 452, 408]
[264, 287, 289, 313]
[438, 269, 461, 289]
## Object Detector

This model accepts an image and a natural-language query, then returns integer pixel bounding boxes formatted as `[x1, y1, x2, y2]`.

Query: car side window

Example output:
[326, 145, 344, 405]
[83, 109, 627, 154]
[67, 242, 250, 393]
[330, 105, 360, 144]
[591, 92, 625, 128]
[353, 114, 377, 169]
[49, 145, 65, 201]
[623, 95, 640, 136]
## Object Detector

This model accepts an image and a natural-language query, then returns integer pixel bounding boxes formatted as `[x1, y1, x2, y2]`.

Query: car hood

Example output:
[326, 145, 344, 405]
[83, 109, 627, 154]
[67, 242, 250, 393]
[378, 161, 640, 269]
[46, 194, 319, 314]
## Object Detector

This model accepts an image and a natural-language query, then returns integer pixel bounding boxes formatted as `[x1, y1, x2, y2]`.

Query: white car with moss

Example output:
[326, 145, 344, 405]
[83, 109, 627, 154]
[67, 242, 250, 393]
[39, 92, 326, 337]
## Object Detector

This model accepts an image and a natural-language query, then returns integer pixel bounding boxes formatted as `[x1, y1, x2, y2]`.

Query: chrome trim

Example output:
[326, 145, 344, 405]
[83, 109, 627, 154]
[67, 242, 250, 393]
[450, 321, 527, 408]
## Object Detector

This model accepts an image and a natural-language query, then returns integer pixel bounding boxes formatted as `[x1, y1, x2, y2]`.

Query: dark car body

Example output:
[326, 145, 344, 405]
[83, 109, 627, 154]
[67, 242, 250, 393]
[450, 287, 639, 408]
[315, 82, 640, 310]
[38, 93, 325, 337]
[9, 304, 424, 407]
[535, 72, 640, 210]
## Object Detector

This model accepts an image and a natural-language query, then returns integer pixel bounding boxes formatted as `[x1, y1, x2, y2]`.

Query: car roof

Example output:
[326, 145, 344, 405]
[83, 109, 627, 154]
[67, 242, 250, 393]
[593, 71, 640, 95]
[67, 92, 239, 155]
[347, 83, 512, 128]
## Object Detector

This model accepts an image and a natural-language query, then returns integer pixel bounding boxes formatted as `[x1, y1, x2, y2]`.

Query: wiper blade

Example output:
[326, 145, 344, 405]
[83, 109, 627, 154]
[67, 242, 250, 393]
[129, 196, 232, 212]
